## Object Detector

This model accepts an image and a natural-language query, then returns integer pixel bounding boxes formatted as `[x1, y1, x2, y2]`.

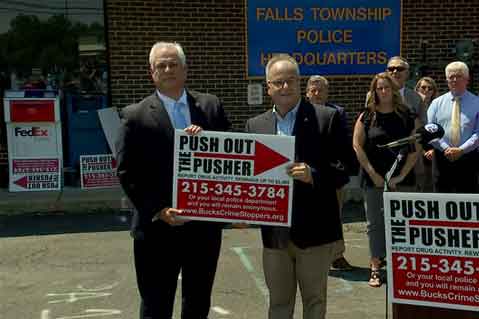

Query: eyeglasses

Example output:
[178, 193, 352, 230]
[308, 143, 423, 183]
[154, 61, 179, 71]
[447, 74, 465, 82]
[387, 66, 407, 73]
[420, 85, 433, 91]
[269, 78, 299, 88]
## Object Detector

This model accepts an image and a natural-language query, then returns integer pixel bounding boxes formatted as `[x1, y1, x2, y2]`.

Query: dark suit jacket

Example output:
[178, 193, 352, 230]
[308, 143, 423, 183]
[116, 90, 230, 239]
[325, 102, 351, 187]
[245, 99, 343, 249]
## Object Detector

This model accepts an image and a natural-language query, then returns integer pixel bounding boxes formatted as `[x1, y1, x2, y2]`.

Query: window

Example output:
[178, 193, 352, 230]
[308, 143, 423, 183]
[0, 0, 108, 95]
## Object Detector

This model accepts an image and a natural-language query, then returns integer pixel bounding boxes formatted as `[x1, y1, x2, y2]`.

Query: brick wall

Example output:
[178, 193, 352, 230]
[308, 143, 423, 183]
[106, 0, 479, 130]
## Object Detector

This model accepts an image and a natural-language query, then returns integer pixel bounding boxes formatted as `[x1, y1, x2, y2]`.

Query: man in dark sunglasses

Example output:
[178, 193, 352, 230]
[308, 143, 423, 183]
[385, 57, 427, 194]
[386, 56, 425, 124]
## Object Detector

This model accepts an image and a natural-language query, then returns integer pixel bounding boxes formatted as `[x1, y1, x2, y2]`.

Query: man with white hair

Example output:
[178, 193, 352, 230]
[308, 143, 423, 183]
[116, 41, 230, 318]
[426, 61, 479, 193]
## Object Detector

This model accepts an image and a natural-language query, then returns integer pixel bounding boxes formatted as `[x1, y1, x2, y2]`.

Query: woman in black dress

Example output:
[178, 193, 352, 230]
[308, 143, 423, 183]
[353, 72, 419, 287]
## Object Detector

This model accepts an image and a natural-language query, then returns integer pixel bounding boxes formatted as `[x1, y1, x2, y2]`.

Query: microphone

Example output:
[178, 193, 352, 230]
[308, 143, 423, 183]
[377, 123, 444, 148]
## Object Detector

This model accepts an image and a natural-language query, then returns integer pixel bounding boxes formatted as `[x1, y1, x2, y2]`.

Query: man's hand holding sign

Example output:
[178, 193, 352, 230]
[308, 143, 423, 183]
[152, 124, 203, 226]
[287, 162, 313, 184]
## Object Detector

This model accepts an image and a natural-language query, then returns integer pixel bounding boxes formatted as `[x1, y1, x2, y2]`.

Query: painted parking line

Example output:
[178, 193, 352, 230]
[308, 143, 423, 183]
[212, 306, 231, 315]
[331, 277, 354, 294]
[41, 309, 50, 319]
[231, 246, 268, 300]
[43, 281, 122, 318]
[56, 309, 122, 318]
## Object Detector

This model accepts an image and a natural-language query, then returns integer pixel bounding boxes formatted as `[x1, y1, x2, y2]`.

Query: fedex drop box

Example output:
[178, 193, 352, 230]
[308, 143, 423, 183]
[3, 91, 62, 192]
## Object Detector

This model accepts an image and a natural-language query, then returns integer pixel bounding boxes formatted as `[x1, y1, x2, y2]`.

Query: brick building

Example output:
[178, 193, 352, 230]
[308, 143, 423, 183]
[0, 0, 478, 187]
[106, 0, 479, 130]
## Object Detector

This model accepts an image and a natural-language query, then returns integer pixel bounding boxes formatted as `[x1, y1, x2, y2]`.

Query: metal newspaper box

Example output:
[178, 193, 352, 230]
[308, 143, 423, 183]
[3, 90, 62, 192]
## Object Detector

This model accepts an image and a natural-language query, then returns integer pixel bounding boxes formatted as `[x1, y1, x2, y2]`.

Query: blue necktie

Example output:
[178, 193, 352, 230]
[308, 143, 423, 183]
[173, 102, 188, 129]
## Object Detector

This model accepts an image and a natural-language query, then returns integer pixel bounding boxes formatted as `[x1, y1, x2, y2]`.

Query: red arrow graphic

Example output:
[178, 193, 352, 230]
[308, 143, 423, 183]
[14, 176, 28, 188]
[193, 141, 290, 176]
[253, 141, 290, 175]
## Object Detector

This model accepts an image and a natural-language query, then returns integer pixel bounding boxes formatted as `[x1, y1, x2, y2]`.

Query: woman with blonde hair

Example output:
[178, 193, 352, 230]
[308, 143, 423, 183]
[353, 72, 419, 287]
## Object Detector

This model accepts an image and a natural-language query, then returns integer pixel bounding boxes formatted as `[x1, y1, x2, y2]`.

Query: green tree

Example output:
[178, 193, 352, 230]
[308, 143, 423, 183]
[2, 14, 104, 76]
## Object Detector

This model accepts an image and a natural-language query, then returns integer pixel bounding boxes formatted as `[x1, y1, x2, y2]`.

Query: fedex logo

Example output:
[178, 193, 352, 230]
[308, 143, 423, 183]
[14, 127, 48, 137]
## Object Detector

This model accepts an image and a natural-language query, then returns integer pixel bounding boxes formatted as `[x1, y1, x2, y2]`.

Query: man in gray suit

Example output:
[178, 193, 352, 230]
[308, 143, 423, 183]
[386, 56, 425, 124]
[386, 56, 425, 191]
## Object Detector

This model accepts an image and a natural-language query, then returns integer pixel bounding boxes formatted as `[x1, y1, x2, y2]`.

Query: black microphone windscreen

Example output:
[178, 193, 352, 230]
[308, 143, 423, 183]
[417, 123, 445, 145]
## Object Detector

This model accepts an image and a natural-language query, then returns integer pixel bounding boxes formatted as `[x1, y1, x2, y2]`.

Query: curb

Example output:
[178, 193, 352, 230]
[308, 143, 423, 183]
[0, 187, 126, 216]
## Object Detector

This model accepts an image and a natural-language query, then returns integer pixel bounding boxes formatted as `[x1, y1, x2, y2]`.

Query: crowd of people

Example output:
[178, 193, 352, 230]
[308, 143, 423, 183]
[116, 41, 479, 319]
[353, 58, 479, 288]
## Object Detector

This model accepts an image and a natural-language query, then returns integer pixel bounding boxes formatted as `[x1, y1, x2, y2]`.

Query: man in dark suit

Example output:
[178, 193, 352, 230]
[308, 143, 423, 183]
[245, 54, 342, 319]
[116, 42, 230, 319]
[306, 75, 353, 271]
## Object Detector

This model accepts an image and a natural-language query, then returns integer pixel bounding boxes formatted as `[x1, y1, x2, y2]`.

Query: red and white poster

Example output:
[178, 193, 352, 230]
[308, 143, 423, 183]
[172, 130, 294, 226]
[4, 94, 63, 192]
[384, 192, 479, 312]
[80, 154, 120, 189]
[10, 158, 61, 191]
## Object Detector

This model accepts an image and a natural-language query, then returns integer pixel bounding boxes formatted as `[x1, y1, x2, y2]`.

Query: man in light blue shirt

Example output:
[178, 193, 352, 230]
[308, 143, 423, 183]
[273, 102, 299, 136]
[245, 54, 343, 319]
[426, 61, 479, 193]
[116, 41, 230, 319]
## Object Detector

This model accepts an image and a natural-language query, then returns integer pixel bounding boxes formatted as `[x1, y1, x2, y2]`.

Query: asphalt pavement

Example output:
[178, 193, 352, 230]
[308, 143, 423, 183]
[0, 199, 397, 319]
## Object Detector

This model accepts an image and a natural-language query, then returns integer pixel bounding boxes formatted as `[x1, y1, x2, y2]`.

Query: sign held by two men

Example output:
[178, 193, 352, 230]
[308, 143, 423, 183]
[172, 131, 294, 226]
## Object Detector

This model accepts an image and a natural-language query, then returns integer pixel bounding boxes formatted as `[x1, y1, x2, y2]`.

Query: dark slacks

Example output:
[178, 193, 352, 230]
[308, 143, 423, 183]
[133, 223, 222, 319]
[433, 151, 479, 193]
